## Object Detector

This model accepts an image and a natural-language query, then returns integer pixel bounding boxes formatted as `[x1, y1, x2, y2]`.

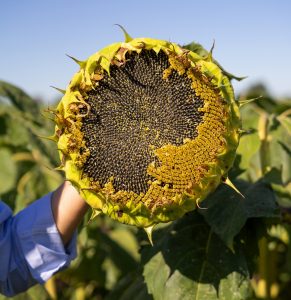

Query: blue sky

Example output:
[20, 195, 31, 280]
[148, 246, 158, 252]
[1, 0, 291, 103]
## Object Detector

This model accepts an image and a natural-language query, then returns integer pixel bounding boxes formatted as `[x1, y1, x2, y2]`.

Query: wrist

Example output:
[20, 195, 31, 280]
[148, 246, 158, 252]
[51, 181, 89, 245]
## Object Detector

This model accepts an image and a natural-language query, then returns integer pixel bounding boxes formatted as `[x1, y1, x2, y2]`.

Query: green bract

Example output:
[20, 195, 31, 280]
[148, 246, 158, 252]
[53, 30, 241, 234]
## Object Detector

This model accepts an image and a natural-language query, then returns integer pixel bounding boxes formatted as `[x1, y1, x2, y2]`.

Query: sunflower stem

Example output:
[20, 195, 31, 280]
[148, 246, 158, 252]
[258, 112, 270, 175]
[257, 237, 271, 299]
[257, 112, 273, 299]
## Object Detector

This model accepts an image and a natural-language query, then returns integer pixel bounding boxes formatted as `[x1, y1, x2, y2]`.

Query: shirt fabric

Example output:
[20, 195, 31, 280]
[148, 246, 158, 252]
[0, 193, 77, 297]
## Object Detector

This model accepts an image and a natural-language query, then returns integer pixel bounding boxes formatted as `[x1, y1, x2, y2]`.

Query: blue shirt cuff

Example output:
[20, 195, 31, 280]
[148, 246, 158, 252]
[13, 193, 77, 283]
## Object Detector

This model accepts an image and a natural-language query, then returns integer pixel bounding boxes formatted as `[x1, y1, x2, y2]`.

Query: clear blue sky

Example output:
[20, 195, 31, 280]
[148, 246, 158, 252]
[1, 0, 291, 103]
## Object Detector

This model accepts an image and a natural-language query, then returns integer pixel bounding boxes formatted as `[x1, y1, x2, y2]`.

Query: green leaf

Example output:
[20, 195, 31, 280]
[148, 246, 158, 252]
[263, 167, 283, 185]
[228, 154, 245, 179]
[106, 271, 152, 300]
[269, 115, 291, 184]
[199, 180, 279, 248]
[236, 105, 261, 176]
[0, 148, 17, 194]
[1, 113, 30, 146]
[245, 180, 279, 218]
[142, 213, 252, 300]
[279, 116, 291, 135]
[183, 42, 209, 57]
[27, 128, 60, 167]
[183, 42, 246, 81]
[0, 80, 42, 124]
[237, 105, 291, 189]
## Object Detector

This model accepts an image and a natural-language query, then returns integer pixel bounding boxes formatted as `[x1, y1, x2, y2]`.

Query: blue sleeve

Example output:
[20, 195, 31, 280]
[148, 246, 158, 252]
[0, 193, 77, 297]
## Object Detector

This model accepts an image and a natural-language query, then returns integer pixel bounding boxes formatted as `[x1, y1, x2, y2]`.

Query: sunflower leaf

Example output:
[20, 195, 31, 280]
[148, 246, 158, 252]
[142, 212, 252, 300]
[199, 179, 279, 249]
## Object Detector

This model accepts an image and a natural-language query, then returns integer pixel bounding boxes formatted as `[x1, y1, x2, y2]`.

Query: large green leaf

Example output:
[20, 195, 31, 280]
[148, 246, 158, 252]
[199, 179, 279, 248]
[142, 213, 252, 300]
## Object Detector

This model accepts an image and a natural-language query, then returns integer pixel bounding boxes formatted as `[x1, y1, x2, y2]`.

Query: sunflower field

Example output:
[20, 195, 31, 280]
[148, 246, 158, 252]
[0, 43, 291, 300]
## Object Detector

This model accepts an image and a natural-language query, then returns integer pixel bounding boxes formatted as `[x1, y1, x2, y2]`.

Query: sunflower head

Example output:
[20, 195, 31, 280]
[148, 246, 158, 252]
[53, 29, 240, 229]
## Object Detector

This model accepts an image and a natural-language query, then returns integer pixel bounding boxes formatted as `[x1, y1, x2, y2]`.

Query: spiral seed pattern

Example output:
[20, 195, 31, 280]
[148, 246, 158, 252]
[81, 50, 204, 194]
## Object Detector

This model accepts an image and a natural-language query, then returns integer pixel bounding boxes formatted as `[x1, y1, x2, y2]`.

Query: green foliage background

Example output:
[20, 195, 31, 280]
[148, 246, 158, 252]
[0, 77, 290, 300]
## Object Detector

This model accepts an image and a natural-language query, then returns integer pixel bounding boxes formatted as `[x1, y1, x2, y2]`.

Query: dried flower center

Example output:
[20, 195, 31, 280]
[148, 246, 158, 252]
[81, 50, 204, 193]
